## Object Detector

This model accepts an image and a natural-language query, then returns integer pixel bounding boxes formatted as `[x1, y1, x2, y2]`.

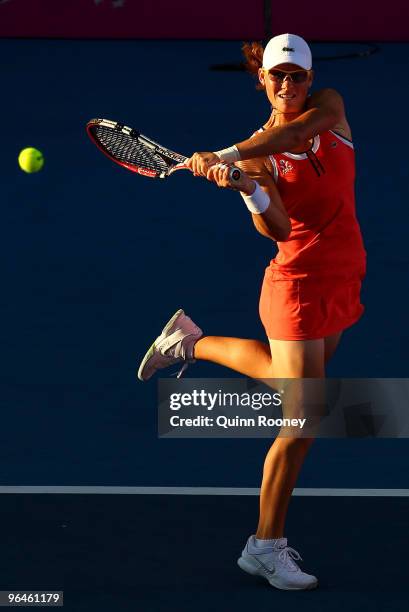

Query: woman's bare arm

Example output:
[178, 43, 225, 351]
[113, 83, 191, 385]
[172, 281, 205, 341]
[207, 159, 290, 242]
[238, 159, 290, 241]
[187, 88, 347, 174]
[235, 89, 346, 159]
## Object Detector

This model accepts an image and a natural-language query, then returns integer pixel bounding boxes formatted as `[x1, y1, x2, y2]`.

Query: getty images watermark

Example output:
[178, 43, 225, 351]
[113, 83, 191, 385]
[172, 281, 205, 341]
[167, 388, 307, 431]
[158, 378, 409, 438]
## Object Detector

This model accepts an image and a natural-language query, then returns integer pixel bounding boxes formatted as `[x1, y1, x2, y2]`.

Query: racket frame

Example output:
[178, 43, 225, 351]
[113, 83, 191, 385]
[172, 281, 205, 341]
[86, 118, 241, 181]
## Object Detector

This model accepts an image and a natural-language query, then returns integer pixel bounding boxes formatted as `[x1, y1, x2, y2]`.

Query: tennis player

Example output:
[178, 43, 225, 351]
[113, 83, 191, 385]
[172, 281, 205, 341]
[138, 34, 366, 591]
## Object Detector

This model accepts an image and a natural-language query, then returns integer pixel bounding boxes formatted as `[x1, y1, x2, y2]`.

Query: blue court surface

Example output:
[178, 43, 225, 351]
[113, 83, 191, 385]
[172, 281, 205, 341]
[1, 493, 408, 611]
[0, 39, 408, 609]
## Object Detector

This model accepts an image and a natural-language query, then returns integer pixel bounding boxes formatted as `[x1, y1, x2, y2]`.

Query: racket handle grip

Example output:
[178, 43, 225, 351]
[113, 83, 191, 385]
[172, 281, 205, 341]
[229, 167, 241, 182]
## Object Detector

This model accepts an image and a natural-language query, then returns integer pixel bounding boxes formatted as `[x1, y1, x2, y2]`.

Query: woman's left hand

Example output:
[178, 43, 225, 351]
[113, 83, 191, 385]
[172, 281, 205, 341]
[206, 163, 255, 194]
[186, 152, 220, 176]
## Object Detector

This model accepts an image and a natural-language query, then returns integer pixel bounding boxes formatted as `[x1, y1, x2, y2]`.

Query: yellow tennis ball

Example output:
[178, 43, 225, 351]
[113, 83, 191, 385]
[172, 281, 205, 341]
[18, 147, 44, 173]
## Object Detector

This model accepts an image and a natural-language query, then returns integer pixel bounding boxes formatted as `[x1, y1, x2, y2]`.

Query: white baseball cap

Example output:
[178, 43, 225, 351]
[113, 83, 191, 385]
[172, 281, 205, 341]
[262, 33, 312, 71]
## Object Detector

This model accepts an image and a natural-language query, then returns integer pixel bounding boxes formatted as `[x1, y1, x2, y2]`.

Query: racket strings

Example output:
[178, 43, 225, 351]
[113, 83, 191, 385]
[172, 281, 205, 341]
[92, 125, 169, 174]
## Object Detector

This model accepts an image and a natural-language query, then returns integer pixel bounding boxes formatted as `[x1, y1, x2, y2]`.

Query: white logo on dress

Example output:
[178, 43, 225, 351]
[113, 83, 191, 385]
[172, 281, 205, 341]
[279, 159, 294, 175]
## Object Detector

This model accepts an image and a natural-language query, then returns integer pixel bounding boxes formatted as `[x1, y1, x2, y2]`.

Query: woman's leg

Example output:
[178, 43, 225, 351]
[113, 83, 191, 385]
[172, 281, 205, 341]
[256, 436, 315, 538]
[255, 338, 325, 538]
[194, 336, 272, 378]
[325, 331, 342, 362]
[194, 331, 342, 380]
[196, 334, 328, 538]
[143, 322, 341, 538]
[255, 333, 344, 539]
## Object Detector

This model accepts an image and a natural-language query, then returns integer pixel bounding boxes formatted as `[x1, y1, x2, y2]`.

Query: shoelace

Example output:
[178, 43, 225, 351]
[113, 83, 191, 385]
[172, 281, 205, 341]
[170, 362, 189, 379]
[277, 546, 302, 569]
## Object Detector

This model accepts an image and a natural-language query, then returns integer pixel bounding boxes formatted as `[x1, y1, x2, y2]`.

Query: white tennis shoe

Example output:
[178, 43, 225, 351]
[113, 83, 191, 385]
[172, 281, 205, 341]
[137, 309, 203, 381]
[237, 535, 318, 591]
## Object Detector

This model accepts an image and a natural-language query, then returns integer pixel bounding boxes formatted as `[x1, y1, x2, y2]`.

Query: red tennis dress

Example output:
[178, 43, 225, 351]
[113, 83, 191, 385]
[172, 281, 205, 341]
[259, 130, 366, 340]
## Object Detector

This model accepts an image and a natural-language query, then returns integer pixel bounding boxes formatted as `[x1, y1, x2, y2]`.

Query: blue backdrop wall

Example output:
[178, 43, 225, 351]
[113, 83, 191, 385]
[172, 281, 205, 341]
[0, 39, 407, 487]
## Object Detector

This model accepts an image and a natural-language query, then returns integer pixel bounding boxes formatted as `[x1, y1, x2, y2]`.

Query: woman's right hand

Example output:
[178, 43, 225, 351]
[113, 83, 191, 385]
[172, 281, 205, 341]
[206, 163, 256, 194]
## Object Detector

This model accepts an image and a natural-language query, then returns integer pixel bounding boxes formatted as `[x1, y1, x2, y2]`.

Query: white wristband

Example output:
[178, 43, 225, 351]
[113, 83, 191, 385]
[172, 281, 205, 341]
[241, 182, 270, 214]
[213, 145, 241, 164]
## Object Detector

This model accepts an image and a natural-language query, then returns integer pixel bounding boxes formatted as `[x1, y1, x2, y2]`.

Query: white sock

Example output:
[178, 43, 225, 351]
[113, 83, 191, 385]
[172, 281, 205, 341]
[254, 537, 281, 549]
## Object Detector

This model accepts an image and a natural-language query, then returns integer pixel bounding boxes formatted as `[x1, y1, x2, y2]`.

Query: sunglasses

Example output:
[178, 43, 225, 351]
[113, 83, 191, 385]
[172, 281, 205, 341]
[265, 69, 310, 84]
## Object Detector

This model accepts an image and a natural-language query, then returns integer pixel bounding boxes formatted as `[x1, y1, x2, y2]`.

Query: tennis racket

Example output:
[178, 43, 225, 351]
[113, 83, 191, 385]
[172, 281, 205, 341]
[86, 118, 241, 182]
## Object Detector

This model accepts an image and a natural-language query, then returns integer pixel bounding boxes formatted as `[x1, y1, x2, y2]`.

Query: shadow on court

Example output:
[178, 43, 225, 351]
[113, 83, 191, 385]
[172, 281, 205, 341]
[1, 494, 408, 610]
